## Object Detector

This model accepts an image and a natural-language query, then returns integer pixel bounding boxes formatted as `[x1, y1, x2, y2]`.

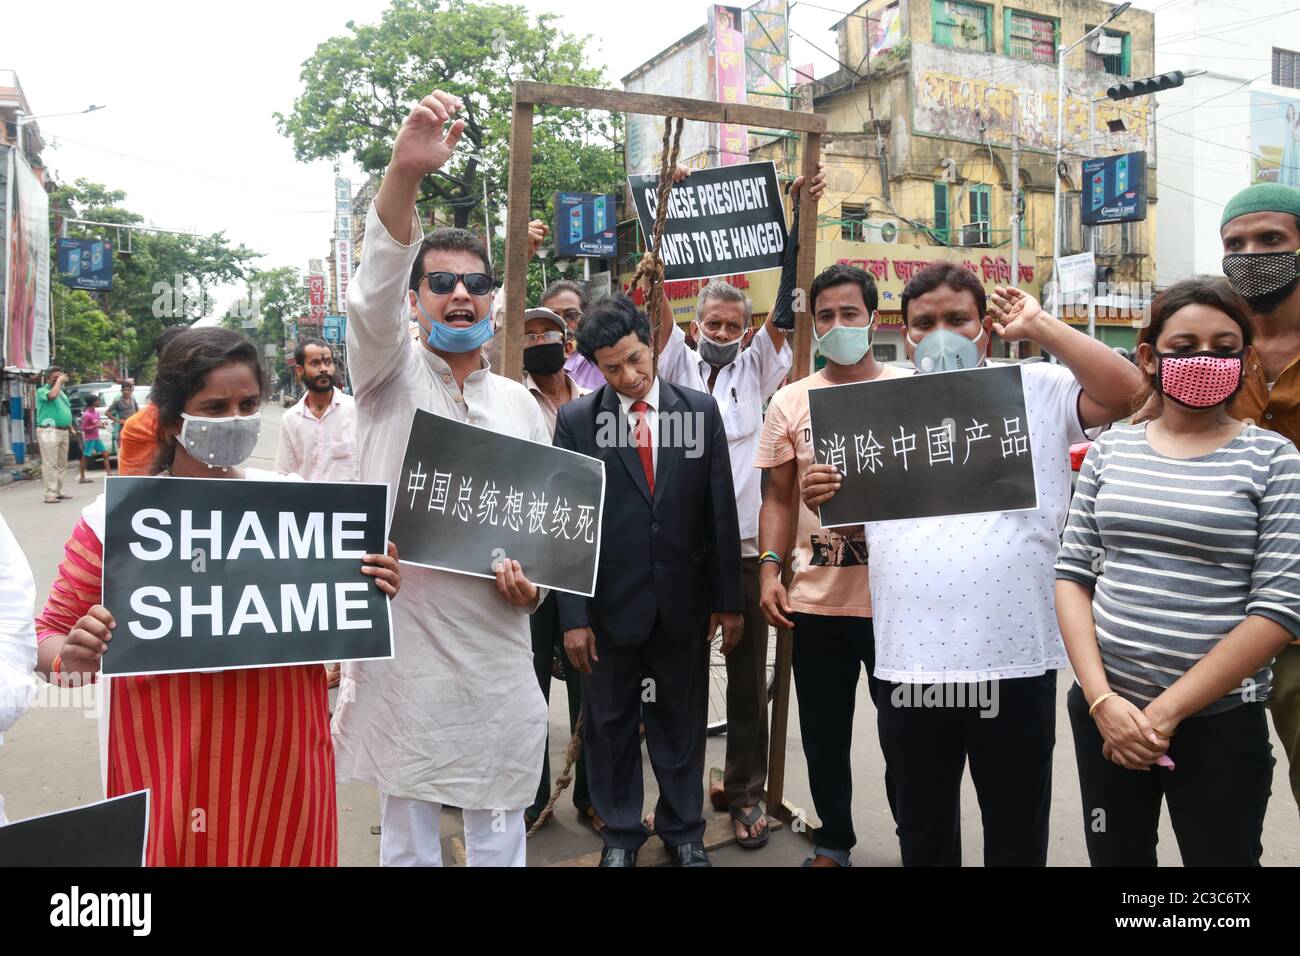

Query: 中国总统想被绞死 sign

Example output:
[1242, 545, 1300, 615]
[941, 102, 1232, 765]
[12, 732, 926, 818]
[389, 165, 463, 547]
[101, 477, 393, 677]
[808, 364, 1039, 526]
[390, 410, 605, 597]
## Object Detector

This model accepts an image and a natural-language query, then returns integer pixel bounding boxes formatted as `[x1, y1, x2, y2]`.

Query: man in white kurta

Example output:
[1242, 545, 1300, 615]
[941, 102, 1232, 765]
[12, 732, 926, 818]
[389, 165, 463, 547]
[0, 514, 39, 826]
[331, 90, 550, 867]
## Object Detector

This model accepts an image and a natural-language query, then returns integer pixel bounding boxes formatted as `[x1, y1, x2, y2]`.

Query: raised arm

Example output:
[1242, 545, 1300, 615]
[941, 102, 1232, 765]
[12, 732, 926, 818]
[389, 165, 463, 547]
[347, 91, 466, 397]
[990, 286, 1145, 428]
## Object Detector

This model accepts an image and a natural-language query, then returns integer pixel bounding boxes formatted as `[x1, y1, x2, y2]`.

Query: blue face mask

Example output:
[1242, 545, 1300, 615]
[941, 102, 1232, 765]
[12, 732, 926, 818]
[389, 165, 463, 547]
[417, 297, 494, 353]
[908, 327, 984, 373]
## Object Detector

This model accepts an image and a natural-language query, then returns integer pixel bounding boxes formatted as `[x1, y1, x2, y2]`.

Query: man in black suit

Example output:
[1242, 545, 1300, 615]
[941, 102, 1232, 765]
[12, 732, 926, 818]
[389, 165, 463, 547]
[554, 294, 744, 867]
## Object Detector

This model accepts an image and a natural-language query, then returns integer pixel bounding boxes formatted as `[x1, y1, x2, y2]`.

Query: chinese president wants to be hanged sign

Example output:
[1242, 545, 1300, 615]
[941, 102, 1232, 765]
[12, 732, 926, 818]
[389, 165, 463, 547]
[628, 160, 788, 282]
[808, 363, 1040, 526]
[101, 477, 394, 677]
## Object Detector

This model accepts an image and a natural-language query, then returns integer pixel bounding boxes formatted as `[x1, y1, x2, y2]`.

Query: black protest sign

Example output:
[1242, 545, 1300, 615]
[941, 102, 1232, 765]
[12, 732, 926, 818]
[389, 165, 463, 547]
[628, 161, 788, 282]
[808, 364, 1039, 525]
[390, 410, 605, 597]
[0, 791, 148, 866]
[102, 477, 393, 677]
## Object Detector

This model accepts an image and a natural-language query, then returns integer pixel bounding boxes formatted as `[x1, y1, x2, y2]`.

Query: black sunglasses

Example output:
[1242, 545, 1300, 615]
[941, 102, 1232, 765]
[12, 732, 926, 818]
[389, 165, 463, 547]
[424, 271, 494, 296]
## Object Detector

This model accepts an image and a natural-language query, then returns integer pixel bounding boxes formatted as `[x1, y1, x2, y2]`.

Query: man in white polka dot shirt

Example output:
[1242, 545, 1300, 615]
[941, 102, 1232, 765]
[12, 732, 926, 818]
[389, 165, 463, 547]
[803, 262, 1144, 866]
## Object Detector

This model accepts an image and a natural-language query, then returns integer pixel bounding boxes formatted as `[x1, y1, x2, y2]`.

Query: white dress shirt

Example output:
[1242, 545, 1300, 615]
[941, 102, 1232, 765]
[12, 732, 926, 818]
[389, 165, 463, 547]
[333, 201, 551, 812]
[274, 387, 359, 482]
[616, 376, 661, 473]
[0, 514, 38, 825]
[658, 322, 792, 552]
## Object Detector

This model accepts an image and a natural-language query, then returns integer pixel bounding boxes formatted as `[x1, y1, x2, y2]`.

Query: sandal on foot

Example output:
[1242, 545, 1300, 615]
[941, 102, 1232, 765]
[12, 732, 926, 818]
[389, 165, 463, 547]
[731, 804, 770, 849]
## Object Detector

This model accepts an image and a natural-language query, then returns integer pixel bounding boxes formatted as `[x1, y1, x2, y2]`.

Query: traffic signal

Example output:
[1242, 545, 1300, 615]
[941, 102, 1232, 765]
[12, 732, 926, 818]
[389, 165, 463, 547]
[1106, 71, 1186, 100]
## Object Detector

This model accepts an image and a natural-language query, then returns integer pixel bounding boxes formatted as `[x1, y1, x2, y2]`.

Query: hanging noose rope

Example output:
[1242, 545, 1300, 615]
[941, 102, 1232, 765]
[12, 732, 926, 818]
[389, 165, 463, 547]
[527, 120, 685, 841]
[630, 116, 684, 376]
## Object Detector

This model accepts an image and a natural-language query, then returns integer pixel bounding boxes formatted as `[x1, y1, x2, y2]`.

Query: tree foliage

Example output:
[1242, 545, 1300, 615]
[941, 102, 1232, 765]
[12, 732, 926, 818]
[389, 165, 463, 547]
[49, 284, 135, 383]
[49, 178, 261, 378]
[275, 0, 626, 241]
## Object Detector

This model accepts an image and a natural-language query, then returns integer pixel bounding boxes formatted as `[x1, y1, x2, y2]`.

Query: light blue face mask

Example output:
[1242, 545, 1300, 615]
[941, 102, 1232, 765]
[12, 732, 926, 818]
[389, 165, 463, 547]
[417, 297, 494, 353]
[814, 322, 874, 366]
[908, 327, 984, 373]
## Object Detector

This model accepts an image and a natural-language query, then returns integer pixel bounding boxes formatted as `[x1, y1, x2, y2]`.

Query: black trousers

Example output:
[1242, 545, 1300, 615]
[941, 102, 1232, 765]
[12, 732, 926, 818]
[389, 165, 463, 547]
[1067, 683, 1273, 866]
[581, 617, 709, 851]
[790, 613, 893, 855]
[876, 671, 1057, 867]
[723, 557, 770, 808]
[528, 592, 589, 819]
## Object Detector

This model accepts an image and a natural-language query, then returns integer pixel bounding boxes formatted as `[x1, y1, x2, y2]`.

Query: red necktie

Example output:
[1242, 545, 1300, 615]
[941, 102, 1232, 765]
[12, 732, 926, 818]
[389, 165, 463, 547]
[631, 399, 654, 495]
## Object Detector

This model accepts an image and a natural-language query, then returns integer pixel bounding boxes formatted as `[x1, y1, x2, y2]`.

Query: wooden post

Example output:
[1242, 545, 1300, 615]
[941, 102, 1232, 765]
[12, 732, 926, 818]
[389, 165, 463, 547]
[765, 130, 821, 829]
[501, 92, 535, 383]
[501, 81, 826, 383]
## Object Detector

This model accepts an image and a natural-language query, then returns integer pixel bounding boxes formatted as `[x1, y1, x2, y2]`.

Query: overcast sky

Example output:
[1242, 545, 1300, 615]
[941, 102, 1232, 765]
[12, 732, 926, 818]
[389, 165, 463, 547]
[0, 0, 852, 317]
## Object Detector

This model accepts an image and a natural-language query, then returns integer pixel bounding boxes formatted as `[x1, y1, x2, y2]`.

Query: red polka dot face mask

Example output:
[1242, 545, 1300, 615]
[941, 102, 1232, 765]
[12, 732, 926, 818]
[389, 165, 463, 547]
[1155, 351, 1245, 409]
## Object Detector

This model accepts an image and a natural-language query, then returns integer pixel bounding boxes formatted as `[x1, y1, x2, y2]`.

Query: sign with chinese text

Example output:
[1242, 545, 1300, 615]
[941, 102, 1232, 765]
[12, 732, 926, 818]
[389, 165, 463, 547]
[390, 411, 606, 596]
[808, 364, 1038, 525]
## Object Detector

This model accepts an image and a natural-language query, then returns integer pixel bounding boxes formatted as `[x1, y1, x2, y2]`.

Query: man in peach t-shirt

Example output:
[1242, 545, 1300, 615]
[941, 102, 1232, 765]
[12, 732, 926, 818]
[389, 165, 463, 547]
[754, 264, 908, 868]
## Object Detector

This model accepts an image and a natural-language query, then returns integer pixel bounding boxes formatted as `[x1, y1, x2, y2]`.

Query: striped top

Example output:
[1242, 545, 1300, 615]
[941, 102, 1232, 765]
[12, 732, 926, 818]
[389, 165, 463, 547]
[36, 506, 337, 867]
[1056, 422, 1300, 716]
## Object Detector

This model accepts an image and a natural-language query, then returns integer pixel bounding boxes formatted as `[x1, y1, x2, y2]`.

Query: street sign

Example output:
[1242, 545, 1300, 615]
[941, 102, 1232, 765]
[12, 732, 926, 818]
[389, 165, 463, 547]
[1082, 152, 1147, 225]
[554, 192, 618, 258]
[57, 237, 113, 291]
[1056, 251, 1096, 295]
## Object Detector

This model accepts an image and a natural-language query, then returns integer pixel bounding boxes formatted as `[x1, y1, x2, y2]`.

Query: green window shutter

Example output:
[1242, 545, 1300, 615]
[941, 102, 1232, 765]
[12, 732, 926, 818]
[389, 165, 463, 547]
[934, 182, 950, 244]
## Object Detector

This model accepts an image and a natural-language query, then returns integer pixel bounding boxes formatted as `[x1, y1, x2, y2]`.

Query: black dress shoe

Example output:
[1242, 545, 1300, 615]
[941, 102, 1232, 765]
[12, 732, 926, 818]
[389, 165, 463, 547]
[599, 847, 638, 867]
[670, 842, 710, 867]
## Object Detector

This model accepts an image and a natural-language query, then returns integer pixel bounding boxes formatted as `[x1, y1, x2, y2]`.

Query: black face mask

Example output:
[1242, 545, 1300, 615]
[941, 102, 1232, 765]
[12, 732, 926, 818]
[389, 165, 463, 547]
[1222, 249, 1300, 312]
[523, 342, 566, 376]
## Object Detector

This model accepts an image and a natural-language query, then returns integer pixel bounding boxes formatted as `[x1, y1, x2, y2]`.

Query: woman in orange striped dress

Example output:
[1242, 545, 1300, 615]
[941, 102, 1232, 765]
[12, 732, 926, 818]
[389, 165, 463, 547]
[34, 327, 401, 866]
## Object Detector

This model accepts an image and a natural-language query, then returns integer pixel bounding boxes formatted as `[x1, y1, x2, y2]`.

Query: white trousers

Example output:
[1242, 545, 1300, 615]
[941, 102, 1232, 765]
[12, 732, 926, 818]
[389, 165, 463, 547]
[378, 793, 526, 867]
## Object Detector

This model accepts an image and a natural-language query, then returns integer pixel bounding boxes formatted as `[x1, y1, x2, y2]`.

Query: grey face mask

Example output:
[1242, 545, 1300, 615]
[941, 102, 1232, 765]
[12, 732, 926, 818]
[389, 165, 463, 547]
[696, 328, 742, 367]
[179, 412, 262, 470]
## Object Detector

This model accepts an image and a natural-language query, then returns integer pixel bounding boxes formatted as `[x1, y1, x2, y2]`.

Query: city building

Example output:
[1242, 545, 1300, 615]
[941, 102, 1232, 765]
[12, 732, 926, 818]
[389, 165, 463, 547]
[1155, 0, 1300, 285]
[1, 69, 54, 468]
[618, 1, 1158, 356]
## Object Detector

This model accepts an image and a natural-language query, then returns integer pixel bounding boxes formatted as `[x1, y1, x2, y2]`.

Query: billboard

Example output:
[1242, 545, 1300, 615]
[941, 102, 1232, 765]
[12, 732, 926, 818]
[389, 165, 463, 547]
[1081, 151, 1147, 225]
[57, 237, 113, 291]
[554, 192, 617, 258]
[1249, 90, 1300, 186]
[712, 5, 749, 165]
[334, 240, 351, 313]
[910, 42, 1152, 155]
[4, 151, 51, 371]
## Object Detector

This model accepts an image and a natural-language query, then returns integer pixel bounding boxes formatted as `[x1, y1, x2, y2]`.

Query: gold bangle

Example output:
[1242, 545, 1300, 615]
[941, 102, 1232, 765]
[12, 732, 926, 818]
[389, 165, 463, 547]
[1088, 691, 1119, 717]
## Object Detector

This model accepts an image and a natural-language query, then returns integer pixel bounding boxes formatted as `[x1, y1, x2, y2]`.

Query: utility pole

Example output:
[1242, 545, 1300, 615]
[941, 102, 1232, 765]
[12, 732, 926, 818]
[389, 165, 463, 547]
[1009, 98, 1020, 359]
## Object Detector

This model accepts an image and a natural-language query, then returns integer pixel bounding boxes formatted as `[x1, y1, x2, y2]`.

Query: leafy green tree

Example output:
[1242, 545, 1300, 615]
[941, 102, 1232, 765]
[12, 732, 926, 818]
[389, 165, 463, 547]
[49, 284, 136, 382]
[275, 0, 625, 245]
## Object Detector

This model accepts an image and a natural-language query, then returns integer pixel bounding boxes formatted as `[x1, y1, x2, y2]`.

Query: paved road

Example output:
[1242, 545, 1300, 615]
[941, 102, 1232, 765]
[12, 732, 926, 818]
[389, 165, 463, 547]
[1, 403, 1296, 865]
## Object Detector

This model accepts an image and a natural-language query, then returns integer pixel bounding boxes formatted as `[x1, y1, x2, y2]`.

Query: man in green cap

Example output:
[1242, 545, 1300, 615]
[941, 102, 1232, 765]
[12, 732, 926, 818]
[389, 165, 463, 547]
[1221, 181, 1300, 813]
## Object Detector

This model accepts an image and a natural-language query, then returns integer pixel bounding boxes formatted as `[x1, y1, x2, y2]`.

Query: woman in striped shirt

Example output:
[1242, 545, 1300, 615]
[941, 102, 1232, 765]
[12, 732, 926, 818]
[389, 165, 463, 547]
[1056, 278, 1300, 866]
[34, 327, 402, 866]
